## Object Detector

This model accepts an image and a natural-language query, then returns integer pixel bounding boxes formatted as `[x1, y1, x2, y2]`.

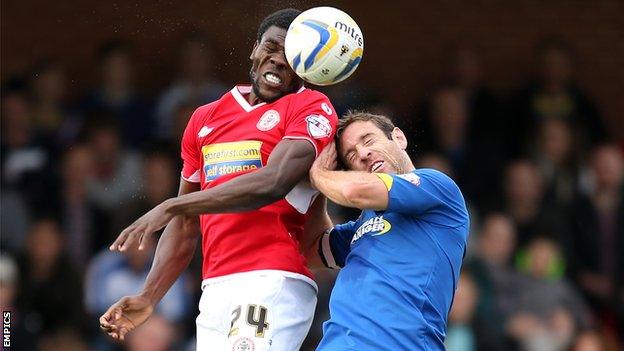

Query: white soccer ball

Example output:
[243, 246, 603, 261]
[285, 7, 364, 86]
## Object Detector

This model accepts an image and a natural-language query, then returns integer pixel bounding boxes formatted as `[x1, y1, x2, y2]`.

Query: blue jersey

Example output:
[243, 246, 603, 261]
[317, 169, 469, 350]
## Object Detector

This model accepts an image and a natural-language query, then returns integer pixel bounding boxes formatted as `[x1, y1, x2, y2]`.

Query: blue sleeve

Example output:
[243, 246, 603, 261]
[384, 169, 469, 227]
[318, 221, 356, 268]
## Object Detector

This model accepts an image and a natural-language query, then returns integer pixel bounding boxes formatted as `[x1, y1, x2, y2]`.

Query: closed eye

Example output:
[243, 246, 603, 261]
[347, 151, 356, 163]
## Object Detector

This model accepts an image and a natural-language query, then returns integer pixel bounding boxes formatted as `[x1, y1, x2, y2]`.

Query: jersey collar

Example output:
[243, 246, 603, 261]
[230, 85, 307, 112]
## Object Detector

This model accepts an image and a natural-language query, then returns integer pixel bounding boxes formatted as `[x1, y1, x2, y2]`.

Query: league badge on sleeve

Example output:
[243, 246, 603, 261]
[305, 114, 332, 139]
[398, 173, 421, 186]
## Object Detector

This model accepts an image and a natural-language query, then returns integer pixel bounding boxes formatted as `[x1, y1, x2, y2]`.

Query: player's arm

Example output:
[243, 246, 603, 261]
[140, 179, 200, 304]
[110, 139, 316, 251]
[301, 195, 333, 269]
[100, 178, 200, 340]
[167, 138, 315, 214]
[309, 141, 389, 210]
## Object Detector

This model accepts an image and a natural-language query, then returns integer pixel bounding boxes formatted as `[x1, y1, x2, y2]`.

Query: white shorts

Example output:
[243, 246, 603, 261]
[196, 270, 318, 351]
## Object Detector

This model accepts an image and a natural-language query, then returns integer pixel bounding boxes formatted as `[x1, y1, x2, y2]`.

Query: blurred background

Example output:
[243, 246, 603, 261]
[1, 1, 623, 350]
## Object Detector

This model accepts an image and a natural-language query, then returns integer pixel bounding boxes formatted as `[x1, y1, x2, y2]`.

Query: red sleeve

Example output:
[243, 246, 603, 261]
[283, 91, 338, 157]
[180, 105, 208, 183]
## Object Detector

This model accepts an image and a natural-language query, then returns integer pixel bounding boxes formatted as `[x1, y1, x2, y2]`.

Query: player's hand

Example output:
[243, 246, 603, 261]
[110, 202, 174, 251]
[99, 295, 154, 341]
[312, 141, 338, 173]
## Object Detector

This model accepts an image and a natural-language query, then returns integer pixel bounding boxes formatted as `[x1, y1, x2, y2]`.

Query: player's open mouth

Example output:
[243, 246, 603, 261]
[263, 72, 282, 86]
[370, 161, 384, 172]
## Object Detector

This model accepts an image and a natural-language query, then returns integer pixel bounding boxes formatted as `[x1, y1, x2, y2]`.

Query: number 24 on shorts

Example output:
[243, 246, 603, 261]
[229, 304, 269, 338]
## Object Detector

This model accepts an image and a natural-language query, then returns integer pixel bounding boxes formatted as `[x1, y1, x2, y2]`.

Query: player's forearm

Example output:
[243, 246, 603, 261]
[304, 224, 332, 269]
[165, 169, 287, 216]
[310, 168, 385, 209]
[309, 168, 351, 205]
[140, 216, 198, 305]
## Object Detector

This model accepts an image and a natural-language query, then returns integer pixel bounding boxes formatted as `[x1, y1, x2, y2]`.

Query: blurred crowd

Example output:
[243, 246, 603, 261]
[1, 31, 623, 351]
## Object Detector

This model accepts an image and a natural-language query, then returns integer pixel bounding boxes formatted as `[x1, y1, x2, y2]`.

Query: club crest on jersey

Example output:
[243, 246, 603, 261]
[305, 114, 332, 139]
[232, 337, 255, 351]
[257, 110, 280, 131]
[351, 215, 392, 244]
[321, 102, 333, 115]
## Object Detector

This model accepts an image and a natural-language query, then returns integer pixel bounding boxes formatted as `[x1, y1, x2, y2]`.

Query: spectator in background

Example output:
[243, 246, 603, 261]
[534, 118, 580, 207]
[446, 44, 505, 151]
[502, 159, 570, 247]
[1, 81, 57, 218]
[155, 31, 226, 141]
[29, 59, 76, 145]
[510, 38, 607, 158]
[0, 254, 37, 350]
[570, 330, 606, 351]
[84, 118, 141, 242]
[412, 87, 469, 163]
[415, 87, 503, 210]
[571, 145, 624, 334]
[446, 271, 479, 351]
[467, 213, 517, 350]
[125, 314, 176, 351]
[508, 236, 591, 351]
[112, 149, 178, 235]
[38, 329, 89, 351]
[79, 40, 153, 149]
[84, 235, 191, 324]
[16, 219, 86, 340]
[56, 145, 102, 267]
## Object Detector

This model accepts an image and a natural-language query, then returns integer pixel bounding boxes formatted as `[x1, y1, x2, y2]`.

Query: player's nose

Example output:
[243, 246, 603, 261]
[356, 145, 372, 161]
[269, 53, 288, 69]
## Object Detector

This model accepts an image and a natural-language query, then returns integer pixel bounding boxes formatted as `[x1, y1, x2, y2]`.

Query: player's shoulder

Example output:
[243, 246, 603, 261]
[188, 100, 221, 124]
[392, 168, 458, 190]
[195, 99, 222, 114]
[414, 168, 452, 181]
[414, 168, 458, 186]
[412, 168, 464, 199]
[285, 87, 337, 123]
[287, 87, 332, 105]
[300, 87, 330, 100]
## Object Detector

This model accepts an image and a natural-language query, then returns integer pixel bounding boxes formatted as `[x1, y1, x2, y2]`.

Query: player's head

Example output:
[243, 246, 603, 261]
[249, 9, 303, 103]
[336, 111, 414, 174]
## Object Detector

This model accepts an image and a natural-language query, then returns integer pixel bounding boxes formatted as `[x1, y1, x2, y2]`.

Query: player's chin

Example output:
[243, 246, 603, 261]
[258, 87, 284, 102]
[259, 83, 296, 102]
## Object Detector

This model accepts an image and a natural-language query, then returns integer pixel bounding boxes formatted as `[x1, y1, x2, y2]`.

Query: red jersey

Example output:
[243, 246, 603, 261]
[181, 85, 337, 280]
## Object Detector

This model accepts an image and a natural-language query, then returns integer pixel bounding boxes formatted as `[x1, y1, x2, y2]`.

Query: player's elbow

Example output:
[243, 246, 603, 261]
[258, 174, 293, 201]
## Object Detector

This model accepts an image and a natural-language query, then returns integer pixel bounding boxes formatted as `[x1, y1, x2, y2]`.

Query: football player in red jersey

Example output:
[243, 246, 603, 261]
[99, 8, 337, 350]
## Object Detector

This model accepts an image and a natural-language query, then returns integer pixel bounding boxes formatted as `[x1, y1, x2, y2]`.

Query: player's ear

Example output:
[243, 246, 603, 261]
[391, 127, 408, 150]
[250, 41, 259, 60]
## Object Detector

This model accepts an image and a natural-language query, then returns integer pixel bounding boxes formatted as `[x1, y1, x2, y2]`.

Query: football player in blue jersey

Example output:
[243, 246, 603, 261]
[307, 111, 470, 350]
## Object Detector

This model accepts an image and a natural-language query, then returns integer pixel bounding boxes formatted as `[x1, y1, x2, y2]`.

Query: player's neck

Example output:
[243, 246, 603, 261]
[246, 90, 262, 106]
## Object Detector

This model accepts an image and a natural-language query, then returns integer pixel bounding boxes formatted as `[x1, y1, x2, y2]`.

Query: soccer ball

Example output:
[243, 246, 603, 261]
[285, 7, 364, 86]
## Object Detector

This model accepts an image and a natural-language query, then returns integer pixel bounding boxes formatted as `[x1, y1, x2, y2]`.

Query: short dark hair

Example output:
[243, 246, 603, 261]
[337, 111, 396, 140]
[257, 8, 301, 41]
